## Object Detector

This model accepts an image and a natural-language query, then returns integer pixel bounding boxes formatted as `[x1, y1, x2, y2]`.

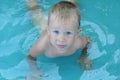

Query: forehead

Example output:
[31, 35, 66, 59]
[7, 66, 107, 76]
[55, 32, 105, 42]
[49, 14, 78, 30]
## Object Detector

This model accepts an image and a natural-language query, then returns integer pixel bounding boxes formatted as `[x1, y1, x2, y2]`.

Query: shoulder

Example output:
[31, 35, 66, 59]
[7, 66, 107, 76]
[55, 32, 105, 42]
[29, 33, 49, 56]
[35, 33, 49, 50]
[76, 36, 90, 49]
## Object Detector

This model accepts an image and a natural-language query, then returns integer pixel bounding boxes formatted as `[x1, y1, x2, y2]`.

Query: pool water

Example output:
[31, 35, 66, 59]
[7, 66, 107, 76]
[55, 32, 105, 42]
[0, 0, 120, 80]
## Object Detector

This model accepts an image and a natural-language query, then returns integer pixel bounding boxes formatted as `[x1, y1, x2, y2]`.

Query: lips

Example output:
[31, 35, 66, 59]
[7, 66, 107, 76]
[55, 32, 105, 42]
[57, 44, 66, 48]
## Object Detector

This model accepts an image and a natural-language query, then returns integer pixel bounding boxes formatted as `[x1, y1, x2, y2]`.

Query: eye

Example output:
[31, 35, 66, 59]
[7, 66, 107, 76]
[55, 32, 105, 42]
[66, 31, 73, 35]
[53, 30, 59, 34]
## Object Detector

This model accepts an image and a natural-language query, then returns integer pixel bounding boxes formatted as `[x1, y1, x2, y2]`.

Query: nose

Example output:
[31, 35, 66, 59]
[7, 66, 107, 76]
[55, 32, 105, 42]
[58, 34, 65, 42]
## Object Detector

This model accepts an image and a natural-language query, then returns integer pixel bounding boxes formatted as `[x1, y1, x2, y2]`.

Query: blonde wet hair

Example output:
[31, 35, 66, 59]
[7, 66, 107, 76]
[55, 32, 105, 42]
[41, 1, 80, 34]
[48, 1, 80, 28]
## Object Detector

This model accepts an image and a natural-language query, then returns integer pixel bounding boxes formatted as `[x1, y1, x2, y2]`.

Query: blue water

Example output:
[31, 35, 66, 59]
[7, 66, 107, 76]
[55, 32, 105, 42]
[0, 0, 120, 80]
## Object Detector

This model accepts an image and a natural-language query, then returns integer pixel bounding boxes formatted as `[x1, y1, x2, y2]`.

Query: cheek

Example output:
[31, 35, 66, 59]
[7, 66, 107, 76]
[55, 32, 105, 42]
[49, 34, 56, 41]
[67, 37, 75, 44]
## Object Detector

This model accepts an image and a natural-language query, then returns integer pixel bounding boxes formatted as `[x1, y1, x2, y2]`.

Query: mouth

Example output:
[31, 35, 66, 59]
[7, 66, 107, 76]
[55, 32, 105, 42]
[57, 44, 66, 48]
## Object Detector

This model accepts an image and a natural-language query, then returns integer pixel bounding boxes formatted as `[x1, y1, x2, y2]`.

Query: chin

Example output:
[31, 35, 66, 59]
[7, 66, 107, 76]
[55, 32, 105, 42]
[56, 48, 68, 53]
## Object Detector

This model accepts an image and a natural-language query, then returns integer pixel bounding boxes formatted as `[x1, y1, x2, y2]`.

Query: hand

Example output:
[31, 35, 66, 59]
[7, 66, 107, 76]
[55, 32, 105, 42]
[78, 56, 92, 70]
[26, 0, 38, 9]
[26, 71, 48, 80]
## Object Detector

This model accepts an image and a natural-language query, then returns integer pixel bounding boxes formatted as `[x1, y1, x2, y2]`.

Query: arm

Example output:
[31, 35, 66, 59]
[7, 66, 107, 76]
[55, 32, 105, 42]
[64, 0, 77, 4]
[26, 0, 46, 29]
[78, 37, 92, 70]
[27, 54, 38, 72]
[27, 37, 46, 76]
[27, 44, 40, 73]
[80, 38, 90, 58]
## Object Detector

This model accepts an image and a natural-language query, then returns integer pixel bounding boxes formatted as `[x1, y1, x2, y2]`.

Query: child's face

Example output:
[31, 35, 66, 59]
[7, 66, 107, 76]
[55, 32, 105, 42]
[47, 15, 80, 53]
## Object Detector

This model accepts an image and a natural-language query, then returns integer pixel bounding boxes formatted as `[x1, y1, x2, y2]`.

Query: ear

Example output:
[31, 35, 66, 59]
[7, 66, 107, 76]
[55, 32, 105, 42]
[77, 28, 82, 34]
[75, 28, 82, 38]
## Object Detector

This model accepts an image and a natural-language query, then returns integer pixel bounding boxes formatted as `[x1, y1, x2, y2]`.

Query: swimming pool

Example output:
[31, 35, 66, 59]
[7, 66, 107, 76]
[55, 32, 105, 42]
[0, 0, 120, 80]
